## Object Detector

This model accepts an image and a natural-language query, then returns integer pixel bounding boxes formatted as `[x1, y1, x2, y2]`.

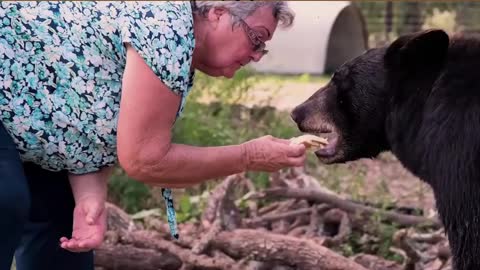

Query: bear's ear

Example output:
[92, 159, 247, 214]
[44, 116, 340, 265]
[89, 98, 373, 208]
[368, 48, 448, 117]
[384, 29, 449, 73]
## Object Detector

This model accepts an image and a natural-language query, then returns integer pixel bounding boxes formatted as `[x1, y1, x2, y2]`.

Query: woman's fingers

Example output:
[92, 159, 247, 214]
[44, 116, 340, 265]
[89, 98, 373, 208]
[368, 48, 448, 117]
[288, 154, 307, 167]
[59, 236, 101, 253]
[286, 143, 306, 157]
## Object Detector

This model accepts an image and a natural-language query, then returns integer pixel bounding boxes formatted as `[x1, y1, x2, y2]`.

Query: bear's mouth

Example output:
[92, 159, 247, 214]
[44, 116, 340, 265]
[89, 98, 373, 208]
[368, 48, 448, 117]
[315, 133, 339, 158]
[301, 125, 340, 160]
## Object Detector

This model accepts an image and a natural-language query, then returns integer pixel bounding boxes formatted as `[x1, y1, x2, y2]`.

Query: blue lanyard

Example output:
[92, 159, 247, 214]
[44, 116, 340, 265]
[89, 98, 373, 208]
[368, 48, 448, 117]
[161, 188, 179, 239]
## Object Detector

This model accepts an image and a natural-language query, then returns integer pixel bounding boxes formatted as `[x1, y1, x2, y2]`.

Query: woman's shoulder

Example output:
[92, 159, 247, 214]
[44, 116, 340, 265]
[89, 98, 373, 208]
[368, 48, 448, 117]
[123, 1, 193, 23]
[121, 1, 195, 98]
[121, 1, 195, 54]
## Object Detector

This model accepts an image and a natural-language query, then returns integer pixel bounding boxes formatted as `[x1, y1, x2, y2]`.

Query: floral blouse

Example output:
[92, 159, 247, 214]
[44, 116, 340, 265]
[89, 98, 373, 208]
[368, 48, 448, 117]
[0, 1, 195, 239]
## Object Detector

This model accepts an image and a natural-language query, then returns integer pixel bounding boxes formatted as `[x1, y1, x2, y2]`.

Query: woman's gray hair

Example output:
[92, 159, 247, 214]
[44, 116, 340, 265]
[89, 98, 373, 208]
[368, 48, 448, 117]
[192, 1, 295, 28]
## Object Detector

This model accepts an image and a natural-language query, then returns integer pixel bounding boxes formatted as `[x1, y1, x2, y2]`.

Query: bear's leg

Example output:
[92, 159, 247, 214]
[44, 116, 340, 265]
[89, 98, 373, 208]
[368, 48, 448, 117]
[432, 181, 480, 270]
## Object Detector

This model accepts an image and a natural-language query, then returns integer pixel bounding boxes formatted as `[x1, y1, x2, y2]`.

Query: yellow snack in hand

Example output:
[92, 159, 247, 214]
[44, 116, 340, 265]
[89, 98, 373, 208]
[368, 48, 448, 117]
[289, 134, 328, 150]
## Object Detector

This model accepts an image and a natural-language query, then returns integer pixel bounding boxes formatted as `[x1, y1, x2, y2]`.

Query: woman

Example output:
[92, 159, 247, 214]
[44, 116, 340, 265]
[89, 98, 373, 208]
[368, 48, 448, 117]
[0, 1, 304, 270]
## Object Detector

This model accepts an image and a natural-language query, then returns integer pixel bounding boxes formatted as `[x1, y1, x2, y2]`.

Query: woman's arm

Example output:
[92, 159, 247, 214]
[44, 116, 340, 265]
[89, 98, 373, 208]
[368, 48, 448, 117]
[117, 45, 305, 188]
[69, 168, 112, 204]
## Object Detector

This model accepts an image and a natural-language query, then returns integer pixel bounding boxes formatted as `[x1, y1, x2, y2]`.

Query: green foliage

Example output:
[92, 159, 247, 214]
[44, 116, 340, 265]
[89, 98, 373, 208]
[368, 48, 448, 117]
[339, 220, 403, 264]
[188, 68, 259, 104]
[107, 168, 151, 214]
[175, 193, 203, 223]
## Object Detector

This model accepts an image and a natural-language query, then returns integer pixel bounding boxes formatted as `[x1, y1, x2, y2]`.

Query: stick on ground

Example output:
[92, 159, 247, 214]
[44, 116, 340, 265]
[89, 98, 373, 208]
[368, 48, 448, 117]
[257, 188, 442, 228]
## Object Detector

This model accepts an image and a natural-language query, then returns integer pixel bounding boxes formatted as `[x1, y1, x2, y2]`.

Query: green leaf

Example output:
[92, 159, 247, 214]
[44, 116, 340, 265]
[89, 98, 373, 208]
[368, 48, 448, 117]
[179, 195, 192, 214]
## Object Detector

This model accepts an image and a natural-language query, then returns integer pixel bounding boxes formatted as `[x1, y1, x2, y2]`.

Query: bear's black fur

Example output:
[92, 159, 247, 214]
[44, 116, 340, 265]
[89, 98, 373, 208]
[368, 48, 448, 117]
[291, 29, 480, 270]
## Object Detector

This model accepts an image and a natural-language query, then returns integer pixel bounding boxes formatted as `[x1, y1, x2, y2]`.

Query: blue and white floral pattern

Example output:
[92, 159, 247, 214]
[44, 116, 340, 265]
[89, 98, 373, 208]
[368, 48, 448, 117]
[0, 1, 195, 239]
[0, 1, 195, 174]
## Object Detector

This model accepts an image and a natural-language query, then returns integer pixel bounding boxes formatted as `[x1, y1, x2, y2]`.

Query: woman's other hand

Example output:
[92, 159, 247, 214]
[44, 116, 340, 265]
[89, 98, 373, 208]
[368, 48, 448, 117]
[59, 196, 107, 253]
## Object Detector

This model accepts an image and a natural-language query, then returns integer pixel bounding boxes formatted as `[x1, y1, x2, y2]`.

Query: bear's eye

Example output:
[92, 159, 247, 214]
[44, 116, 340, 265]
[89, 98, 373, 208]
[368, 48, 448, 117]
[336, 81, 350, 107]
[332, 72, 351, 91]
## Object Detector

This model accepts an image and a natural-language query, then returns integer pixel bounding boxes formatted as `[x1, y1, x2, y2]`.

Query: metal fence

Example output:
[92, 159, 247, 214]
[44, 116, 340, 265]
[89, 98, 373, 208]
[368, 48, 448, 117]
[355, 1, 480, 48]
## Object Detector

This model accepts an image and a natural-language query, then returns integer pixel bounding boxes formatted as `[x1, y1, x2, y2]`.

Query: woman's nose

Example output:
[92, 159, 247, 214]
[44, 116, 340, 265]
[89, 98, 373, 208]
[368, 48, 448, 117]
[251, 51, 264, 62]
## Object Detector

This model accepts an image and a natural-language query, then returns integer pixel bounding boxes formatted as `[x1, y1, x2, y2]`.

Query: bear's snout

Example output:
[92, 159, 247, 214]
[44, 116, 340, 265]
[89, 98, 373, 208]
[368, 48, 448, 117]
[290, 105, 308, 130]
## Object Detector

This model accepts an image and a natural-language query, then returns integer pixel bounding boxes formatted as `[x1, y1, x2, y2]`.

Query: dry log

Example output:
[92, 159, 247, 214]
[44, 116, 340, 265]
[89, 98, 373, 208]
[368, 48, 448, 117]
[210, 250, 236, 265]
[351, 254, 402, 270]
[288, 215, 308, 231]
[192, 171, 240, 258]
[258, 188, 442, 228]
[424, 258, 445, 270]
[243, 177, 259, 217]
[409, 229, 446, 244]
[441, 259, 453, 270]
[212, 229, 369, 270]
[437, 244, 451, 260]
[393, 229, 422, 270]
[122, 230, 235, 270]
[244, 207, 312, 227]
[258, 202, 281, 216]
[192, 218, 223, 254]
[94, 244, 182, 270]
[201, 174, 243, 228]
[306, 205, 321, 237]
[288, 225, 309, 237]
[323, 209, 352, 247]
[271, 219, 290, 234]
[106, 202, 137, 232]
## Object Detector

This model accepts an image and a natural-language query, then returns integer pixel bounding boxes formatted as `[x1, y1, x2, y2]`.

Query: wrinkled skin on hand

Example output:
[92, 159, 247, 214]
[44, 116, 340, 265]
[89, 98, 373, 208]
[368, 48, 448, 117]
[60, 197, 107, 253]
[243, 135, 307, 172]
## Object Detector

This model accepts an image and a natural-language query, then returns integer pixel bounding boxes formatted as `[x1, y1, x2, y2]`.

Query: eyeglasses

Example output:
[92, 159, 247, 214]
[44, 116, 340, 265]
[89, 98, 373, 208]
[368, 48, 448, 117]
[237, 18, 268, 55]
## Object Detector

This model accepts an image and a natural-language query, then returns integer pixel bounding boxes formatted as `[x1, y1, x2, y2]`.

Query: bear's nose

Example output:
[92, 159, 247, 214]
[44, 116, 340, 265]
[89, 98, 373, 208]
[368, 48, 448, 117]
[290, 106, 306, 124]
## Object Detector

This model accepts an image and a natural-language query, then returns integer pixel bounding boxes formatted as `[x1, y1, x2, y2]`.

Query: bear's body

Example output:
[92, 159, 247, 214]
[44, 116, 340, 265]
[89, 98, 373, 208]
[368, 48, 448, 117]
[291, 30, 480, 270]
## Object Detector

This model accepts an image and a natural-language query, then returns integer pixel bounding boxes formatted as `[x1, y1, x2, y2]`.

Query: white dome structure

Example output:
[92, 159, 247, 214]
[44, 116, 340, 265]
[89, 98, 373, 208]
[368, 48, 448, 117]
[250, 1, 368, 75]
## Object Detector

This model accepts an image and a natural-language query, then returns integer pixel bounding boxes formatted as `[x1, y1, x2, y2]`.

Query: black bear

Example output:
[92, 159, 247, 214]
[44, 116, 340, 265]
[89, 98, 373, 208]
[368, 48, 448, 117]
[291, 29, 480, 270]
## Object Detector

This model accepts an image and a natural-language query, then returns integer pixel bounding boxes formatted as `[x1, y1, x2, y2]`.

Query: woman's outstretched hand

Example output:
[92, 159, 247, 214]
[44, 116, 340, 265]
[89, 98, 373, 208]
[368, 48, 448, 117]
[59, 196, 107, 253]
[242, 135, 307, 172]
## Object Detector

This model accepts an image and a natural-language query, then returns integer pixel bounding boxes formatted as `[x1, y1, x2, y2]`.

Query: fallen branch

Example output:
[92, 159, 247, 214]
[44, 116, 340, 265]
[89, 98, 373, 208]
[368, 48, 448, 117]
[437, 244, 451, 260]
[306, 205, 321, 237]
[351, 254, 402, 270]
[94, 243, 182, 270]
[323, 209, 352, 247]
[257, 188, 442, 228]
[393, 229, 422, 270]
[122, 230, 235, 270]
[244, 207, 312, 227]
[272, 220, 291, 234]
[201, 174, 243, 228]
[212, 229, 369, 270]
[257, 202, 281, 216]
[409, 229, 446, 244]
[192, 193, 228, 256]
[106, 202, 138, 232]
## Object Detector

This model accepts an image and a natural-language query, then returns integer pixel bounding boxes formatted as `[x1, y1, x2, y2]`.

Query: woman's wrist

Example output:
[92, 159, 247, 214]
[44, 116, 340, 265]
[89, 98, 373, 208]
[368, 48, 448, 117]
[69, 170, 110, 204]
[240, 141, 252, 171]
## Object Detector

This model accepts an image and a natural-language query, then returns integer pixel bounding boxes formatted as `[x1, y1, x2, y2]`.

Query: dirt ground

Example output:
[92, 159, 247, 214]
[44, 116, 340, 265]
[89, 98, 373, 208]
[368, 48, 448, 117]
[245, 79, 438, 217]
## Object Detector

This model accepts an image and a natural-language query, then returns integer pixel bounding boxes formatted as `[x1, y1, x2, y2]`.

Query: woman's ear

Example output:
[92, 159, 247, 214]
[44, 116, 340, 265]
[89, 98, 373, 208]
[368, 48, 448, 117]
[207, 7, 228, 26]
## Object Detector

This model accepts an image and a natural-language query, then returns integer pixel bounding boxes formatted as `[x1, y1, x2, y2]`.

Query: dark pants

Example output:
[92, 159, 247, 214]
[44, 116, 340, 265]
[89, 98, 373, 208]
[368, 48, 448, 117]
[0, 123, 93, 270]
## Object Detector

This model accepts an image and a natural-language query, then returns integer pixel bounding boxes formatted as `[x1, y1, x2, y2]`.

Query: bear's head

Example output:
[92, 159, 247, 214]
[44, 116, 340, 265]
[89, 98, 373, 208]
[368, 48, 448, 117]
[291, 29, 450, 164]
